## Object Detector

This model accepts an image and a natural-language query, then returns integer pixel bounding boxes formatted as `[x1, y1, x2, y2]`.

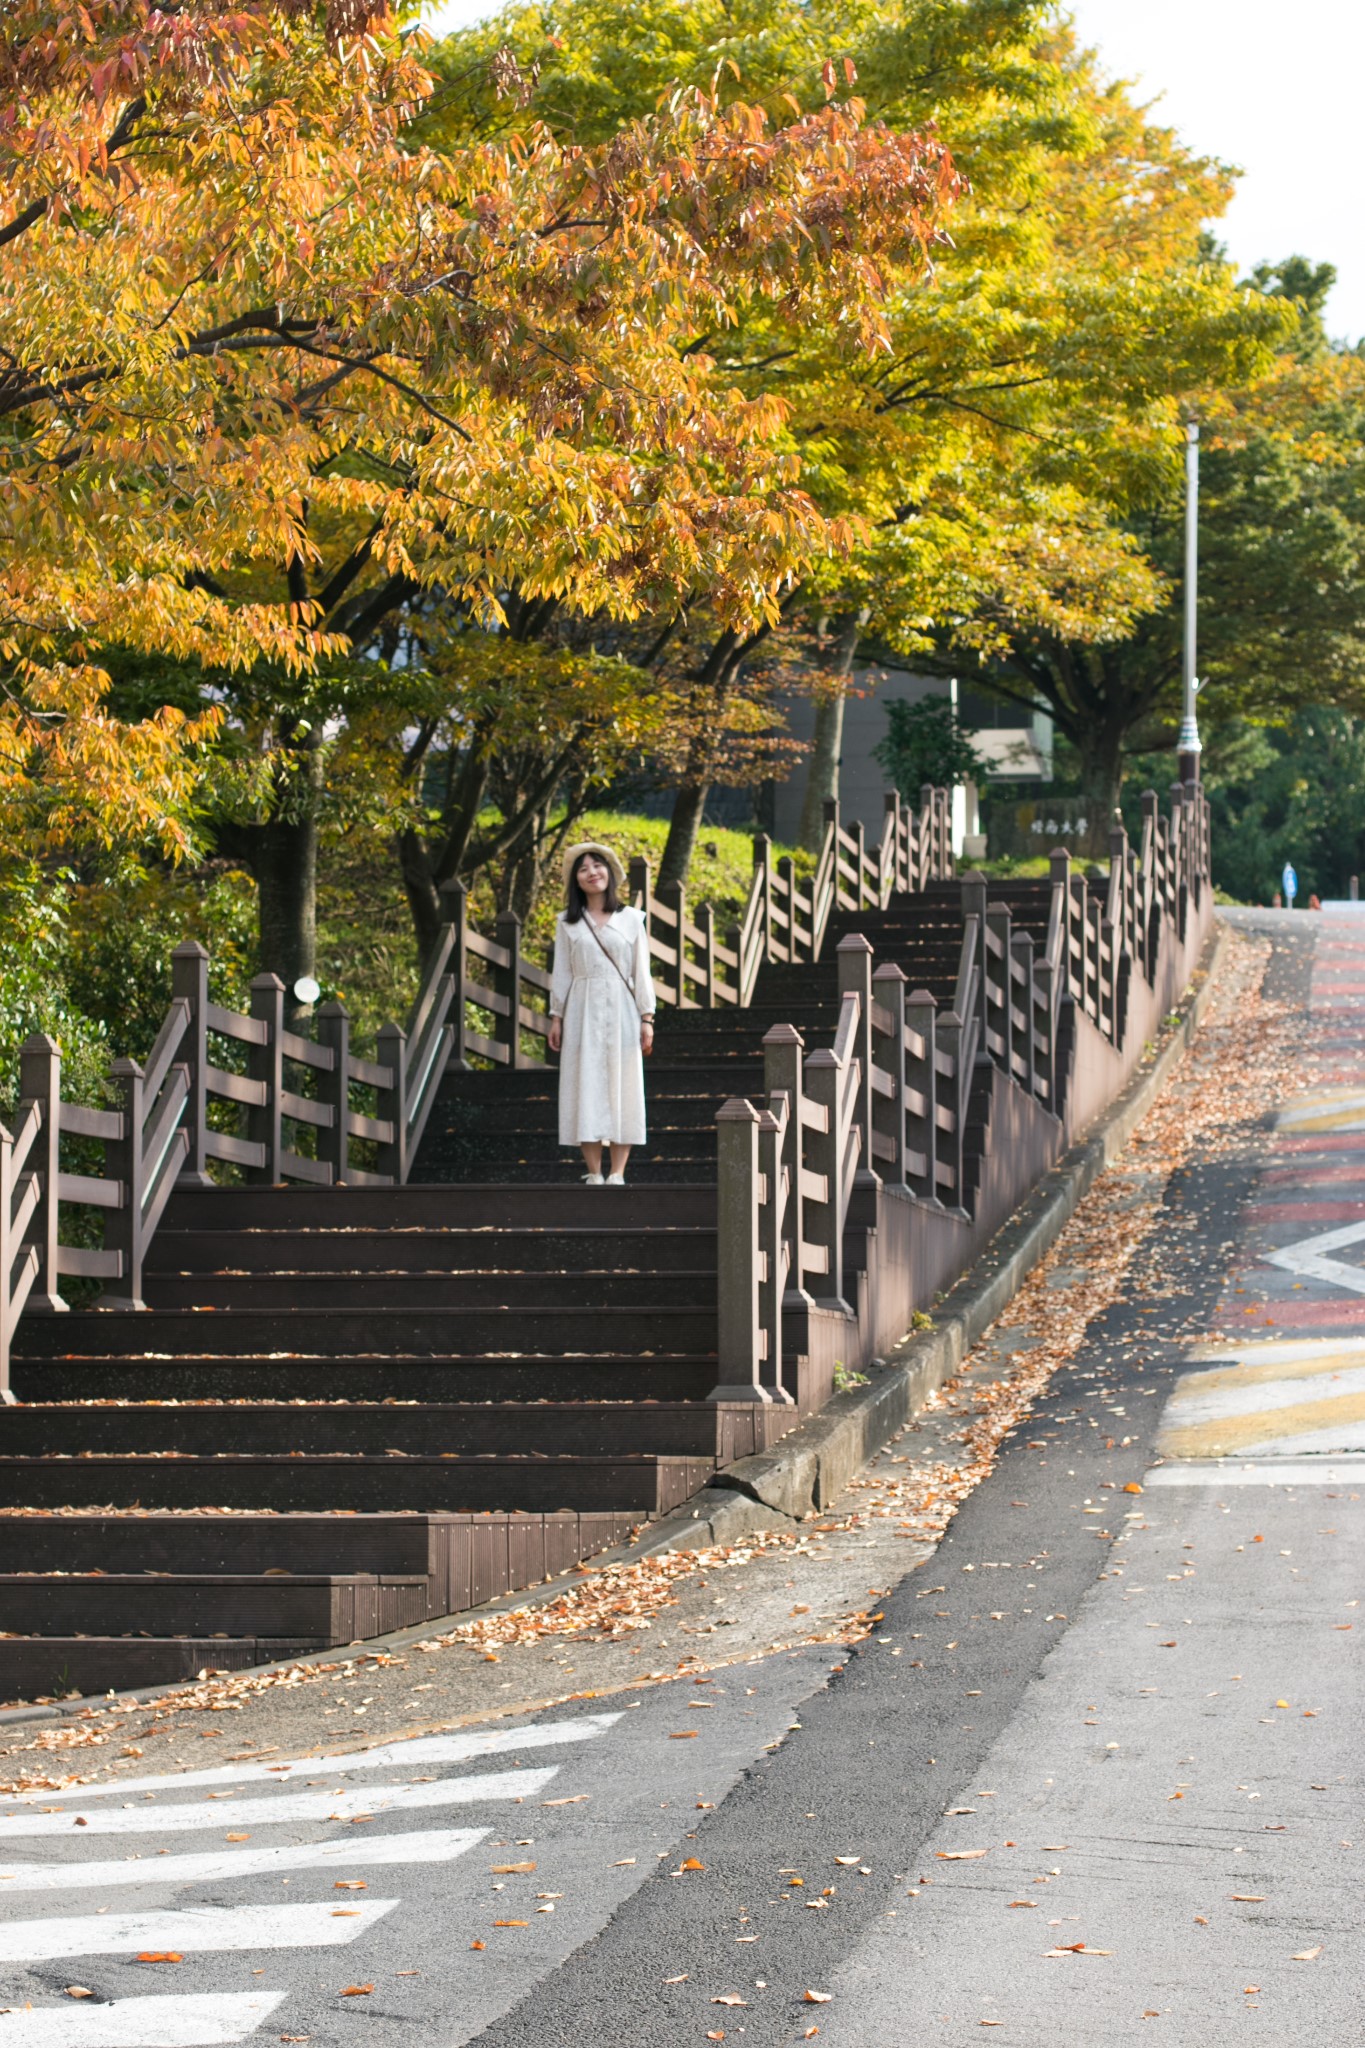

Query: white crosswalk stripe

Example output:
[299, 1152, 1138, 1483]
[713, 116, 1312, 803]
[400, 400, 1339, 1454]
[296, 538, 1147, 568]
[1, 1714, 621, 1805]
[0, 1994, 285, 2046]
[0, 1706, 621, 2045]
[0, 1764, 558, 1839]
[0, 1899, 397, 1962]
[0, 1823, 488, 1895]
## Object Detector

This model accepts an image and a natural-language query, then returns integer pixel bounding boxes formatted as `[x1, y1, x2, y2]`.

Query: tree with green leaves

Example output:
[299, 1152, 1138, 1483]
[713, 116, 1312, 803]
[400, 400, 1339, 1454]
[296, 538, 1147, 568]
[427, 0, 1287, 890]
[928, 257, 1365, 830]
[873, 694, 987, 800]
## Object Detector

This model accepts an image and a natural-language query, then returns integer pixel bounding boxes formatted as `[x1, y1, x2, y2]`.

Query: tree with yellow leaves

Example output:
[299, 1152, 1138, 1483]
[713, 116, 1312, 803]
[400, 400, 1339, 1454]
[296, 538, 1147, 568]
[2, 0, 957, 976]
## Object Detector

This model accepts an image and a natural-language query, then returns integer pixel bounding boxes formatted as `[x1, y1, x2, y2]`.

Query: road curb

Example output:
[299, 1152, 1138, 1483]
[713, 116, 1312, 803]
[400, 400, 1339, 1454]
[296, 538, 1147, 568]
[12, 923, 1226, 1729]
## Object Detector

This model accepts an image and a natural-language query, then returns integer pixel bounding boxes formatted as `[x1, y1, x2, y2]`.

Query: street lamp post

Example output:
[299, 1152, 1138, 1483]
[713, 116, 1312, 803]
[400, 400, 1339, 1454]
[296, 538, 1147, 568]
[1178, 417, 1201, 784]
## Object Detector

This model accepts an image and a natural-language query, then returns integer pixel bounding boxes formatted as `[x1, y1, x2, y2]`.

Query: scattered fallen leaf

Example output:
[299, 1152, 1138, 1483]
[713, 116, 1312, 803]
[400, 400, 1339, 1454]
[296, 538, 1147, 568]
[470, 1941, 485, 1951]
[1229, 1895, 1265, 1903]
[1007, 1901, 1037, 1909]
[333, 1882, 366, 1891]
[1291, 1946, 1323, 1962]
[663, 1975, 688, 1984]
[936, 1849, 988, 1861]
[490, 1863, 535, 1874]
[492, 1921, 528, 1929]
[339, 1985, 374, 1997]
[833, 1856, 860, 1866]
[137, 1952, 183, 1963]
[712, 1995, 747, 2006]
[804, 1990, 833, 2003]
[681, 1858, 705, 1872]
[225, 1833, 250, 1843]
[670, 1732, 698, 1740]
[65, 1988, 93, 2000]
[1123, 1482, 1143, 1494]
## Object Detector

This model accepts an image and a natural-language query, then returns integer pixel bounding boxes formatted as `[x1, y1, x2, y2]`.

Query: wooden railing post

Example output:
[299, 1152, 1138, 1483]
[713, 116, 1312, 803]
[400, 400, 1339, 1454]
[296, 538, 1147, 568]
[882, 790, 903, 898]
[696, 901, 719, 1007]
[763, 1023, 807, 1306]
[316, 999, 351, 1183]
[493, 913, 524, 1067]
[987, 901, 1014, 1078]
[753, 834, 773, 963]
[376, 1022, 408, 1183]
[904, 987, 939, 1202]
[628, 855, 654, 926]
[170, 941, 212, 1187]
[934, 1009, 967, 1213]
[1012, 931, 1037, 1096]
[99, 1057, 145, 1309]
[804, 1046, 850, 1311]
[756, 1105, 796, 1405]
[837, 934, 879, 1191]
[0, 1123, 15, 1401]
[659, 879, 687, 1005]
[246, 973, 284, 1183]
[710, 1098, 771, 1404]
[17, 1033, 64, 1313]
[440, 881, 472, 1071]
[960, 870, 990, 1057]
[851, 817, 867, 907]
[872, 960, 908, 1185]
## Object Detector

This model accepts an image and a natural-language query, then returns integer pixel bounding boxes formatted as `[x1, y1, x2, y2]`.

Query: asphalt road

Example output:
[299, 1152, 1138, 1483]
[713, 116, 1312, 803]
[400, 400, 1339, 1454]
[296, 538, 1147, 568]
[1, 911, 1360, 2048]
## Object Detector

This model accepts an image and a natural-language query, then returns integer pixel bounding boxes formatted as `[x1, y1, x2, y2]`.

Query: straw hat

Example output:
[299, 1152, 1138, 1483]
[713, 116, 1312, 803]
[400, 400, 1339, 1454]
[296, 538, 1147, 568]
[562, 841, 626, 890]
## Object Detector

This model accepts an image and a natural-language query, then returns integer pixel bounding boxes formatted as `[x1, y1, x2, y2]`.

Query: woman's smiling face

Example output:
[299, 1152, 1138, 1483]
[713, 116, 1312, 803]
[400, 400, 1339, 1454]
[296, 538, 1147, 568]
[575, 854, 611, 895]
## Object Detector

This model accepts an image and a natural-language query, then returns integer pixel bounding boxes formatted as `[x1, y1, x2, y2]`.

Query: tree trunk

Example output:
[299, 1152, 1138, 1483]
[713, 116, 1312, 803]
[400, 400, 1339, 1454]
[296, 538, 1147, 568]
[796, 612, 865, 852]
[253, 813, 317, 994]
[1076, 725, 1126, 860]
[658, 779, 709, 894]
[396, 826, 443, 964]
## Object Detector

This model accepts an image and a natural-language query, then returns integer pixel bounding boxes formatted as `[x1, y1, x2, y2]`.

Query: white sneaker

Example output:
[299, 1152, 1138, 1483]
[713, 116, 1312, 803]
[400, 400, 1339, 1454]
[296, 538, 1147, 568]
[582, 1171, 604, 1184]
[606, 1171, 626, 1185]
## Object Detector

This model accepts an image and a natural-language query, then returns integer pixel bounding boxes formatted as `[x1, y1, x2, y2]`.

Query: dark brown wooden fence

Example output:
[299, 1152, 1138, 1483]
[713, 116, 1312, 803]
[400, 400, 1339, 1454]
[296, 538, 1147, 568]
[710, 784, 1213, 1400]
[0, 780, 1208, 1398]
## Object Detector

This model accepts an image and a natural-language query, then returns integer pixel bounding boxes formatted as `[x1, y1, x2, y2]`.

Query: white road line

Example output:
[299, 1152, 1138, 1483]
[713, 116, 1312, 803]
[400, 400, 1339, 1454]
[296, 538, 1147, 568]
[0, 1825, 487, 1895]
[0, 1898, 397, 1962]
[1263, 1219, 1365, 1294]
[0, 1993, 285, 2047]
[0, 1765, 557, 1840]
[2, 1713, 621, 1805]
[1188, 1336, 1365, 1364]
[1144, 1455, 1365, 1486]
[1164, 1363, 1365, 1426]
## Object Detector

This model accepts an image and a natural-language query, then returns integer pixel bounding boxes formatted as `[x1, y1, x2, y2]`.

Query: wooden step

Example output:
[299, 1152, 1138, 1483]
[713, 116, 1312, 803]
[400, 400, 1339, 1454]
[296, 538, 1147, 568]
[11, 1302, 719, 1360]
[160, 1184, 716, 1231]
[0, 1510, 638, 1616]
[0, 1573, 430, 1640]
[10, 1354, 717, 1405]
[0, 1636, 327, 1698]
[144, 1227, 719, 1277]
[0, 1453, 716, 1513]
[0, 1400, 744, 1460]
[143, 1269, 721, 1311]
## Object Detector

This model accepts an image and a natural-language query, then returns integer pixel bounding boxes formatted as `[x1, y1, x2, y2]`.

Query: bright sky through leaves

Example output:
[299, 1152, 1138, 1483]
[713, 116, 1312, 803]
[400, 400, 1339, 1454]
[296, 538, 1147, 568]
[423, 0, 1365, 344]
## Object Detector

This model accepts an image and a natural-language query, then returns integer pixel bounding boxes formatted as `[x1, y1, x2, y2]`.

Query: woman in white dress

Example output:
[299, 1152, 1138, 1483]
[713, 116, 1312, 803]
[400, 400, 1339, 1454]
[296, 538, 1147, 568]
[547, 844, 656, 1184]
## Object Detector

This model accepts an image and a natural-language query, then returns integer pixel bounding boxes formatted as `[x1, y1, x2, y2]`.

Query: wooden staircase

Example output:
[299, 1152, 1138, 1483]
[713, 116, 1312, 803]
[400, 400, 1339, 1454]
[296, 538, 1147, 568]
[0, 782, 1210, 1701]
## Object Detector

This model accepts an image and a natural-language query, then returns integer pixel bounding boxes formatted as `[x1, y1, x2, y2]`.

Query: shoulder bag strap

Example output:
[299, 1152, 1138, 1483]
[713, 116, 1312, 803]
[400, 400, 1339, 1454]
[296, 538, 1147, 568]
[583, 913, 642, 1006]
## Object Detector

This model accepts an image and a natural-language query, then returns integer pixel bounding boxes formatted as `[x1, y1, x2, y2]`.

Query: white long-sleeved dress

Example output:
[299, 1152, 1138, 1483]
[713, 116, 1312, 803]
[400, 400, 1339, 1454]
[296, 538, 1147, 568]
[550, 907, 655, 1146]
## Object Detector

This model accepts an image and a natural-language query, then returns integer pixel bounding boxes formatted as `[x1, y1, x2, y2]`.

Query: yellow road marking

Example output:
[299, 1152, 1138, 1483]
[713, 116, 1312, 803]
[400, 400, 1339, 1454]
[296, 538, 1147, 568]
[1159, 1388, 1365, 1459]
[1170, 1351, 1365, 1397]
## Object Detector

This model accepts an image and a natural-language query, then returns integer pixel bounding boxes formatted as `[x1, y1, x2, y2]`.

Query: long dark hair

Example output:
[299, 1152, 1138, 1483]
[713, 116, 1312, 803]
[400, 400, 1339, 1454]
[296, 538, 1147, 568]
[565, 850, 621, 924]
